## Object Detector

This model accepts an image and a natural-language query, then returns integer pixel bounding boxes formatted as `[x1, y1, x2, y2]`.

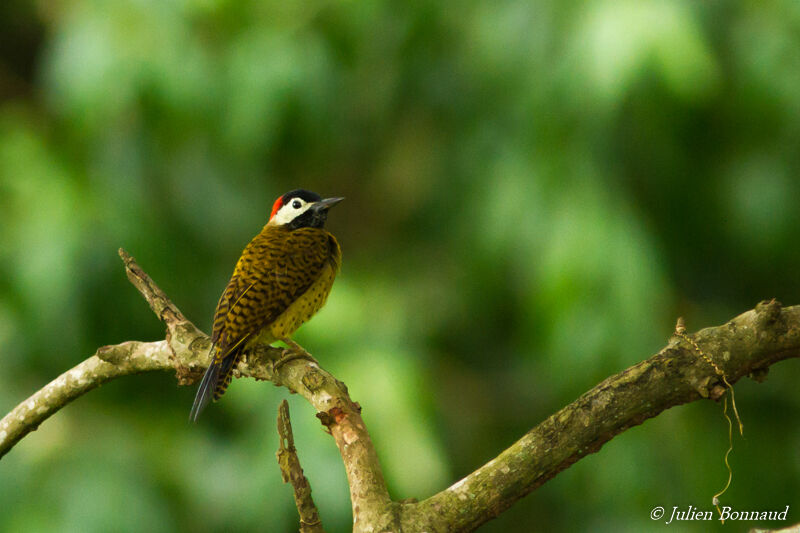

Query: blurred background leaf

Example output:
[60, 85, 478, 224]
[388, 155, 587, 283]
[1, 0, 799, 531]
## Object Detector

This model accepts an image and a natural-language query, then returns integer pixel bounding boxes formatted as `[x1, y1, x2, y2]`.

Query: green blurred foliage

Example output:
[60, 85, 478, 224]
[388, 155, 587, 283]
[1, 0, 800, 531]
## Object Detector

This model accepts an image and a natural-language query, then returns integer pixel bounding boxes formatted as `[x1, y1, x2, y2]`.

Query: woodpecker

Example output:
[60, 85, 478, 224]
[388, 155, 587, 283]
[190, 189, 343, 421]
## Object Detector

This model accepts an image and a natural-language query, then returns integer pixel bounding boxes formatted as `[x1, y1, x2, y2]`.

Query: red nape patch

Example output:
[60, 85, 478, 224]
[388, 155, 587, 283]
[269, 195, 284, 220]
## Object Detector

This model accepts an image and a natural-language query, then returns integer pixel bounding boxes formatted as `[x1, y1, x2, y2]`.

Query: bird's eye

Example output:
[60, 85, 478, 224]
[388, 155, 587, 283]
[292, 200, 302, 209]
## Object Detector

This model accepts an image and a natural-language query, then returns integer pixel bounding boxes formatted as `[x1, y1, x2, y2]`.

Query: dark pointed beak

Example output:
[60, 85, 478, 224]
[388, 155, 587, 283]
[313, 197, 345, 212]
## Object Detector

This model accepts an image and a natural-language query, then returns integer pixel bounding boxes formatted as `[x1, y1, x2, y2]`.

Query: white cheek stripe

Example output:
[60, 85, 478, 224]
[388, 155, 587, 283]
[272, 201, 313, 225]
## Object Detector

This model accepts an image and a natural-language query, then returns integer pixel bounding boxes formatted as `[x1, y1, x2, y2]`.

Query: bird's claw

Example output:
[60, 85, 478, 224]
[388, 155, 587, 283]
[271, 348, 318, 373]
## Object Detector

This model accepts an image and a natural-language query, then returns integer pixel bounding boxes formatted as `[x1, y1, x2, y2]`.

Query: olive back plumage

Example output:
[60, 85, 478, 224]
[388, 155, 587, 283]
[190, 224, 341, 422]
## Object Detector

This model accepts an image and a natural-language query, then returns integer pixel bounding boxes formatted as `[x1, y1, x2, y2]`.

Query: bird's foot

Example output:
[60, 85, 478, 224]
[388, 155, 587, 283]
[270, 340, 319, 373]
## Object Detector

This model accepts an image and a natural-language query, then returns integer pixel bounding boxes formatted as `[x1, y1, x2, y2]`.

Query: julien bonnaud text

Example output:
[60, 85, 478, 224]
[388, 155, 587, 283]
[664, 505, 789, 524]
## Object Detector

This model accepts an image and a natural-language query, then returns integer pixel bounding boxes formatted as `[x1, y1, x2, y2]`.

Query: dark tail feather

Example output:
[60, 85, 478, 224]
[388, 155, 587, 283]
[189, 360, 220, 423]
[188, 351, 241, 423]
[213, 352, 240, 401]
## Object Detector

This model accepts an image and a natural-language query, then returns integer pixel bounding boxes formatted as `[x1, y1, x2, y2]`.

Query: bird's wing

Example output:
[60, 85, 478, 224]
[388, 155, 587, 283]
[210, 274, 242, 347]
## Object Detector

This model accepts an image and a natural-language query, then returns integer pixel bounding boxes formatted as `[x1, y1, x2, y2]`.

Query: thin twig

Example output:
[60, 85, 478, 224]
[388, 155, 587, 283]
[276, 400, 325, 533]
[118, 248, 187, 326]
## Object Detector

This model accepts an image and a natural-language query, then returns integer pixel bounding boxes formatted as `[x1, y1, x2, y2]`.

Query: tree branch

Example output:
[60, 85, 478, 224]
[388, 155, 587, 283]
[2, 249, 798, 533]
[276, 399, 325, 533]
[0, 340, 169, 457]
[398, 299, 800, 532]
[1, 249, 396, 532]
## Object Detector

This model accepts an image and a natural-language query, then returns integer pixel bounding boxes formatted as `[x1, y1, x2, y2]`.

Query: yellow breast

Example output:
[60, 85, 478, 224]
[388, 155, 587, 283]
[269, 260, 338, 339]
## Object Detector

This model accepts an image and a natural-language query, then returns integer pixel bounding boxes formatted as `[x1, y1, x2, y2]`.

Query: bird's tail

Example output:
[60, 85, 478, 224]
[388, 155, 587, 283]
[212, 353, 239, 402]
[189, 347, 240, 423]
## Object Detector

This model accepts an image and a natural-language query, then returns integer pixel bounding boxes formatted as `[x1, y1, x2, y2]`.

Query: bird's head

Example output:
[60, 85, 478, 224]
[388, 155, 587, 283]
[268, 189, 344, 229]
